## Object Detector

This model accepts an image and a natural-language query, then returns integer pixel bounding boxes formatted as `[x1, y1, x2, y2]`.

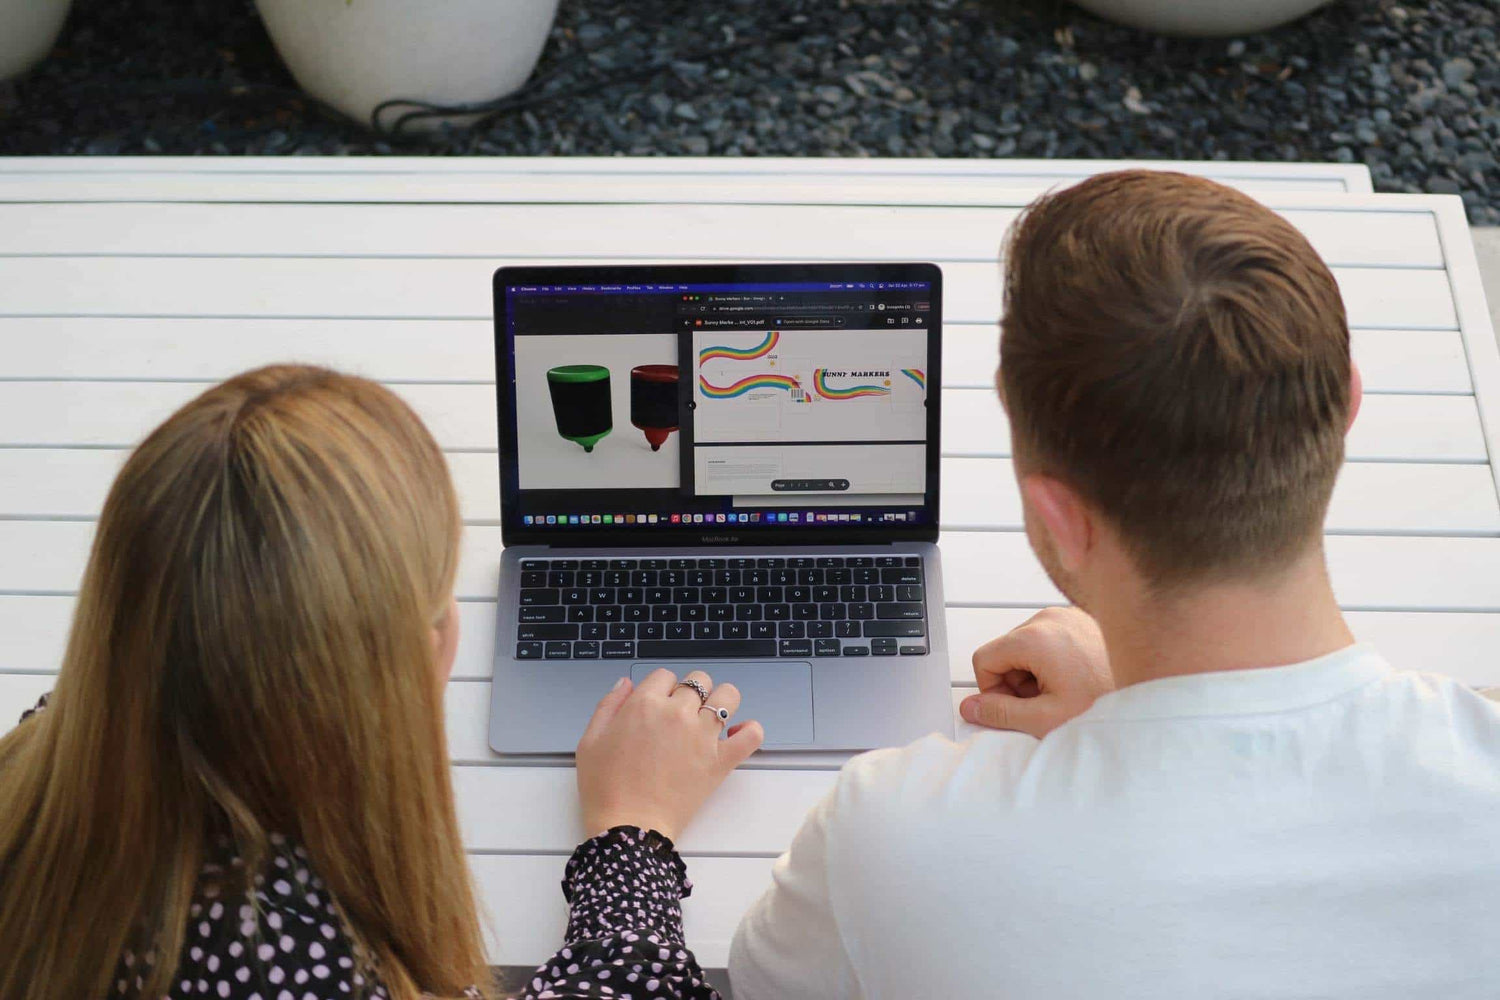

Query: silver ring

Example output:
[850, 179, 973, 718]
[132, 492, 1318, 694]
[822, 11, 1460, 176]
[700, 705, 731, 727]
[675, 678, 709, 706]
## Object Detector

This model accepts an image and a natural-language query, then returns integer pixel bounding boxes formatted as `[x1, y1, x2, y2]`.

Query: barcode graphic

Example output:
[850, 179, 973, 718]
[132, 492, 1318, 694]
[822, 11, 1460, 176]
[790, 389, 806, 402]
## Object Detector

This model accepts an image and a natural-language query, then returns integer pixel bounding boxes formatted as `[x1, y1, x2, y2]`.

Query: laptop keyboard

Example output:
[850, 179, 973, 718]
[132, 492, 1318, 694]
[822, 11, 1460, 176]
[512, 555, 928, 660]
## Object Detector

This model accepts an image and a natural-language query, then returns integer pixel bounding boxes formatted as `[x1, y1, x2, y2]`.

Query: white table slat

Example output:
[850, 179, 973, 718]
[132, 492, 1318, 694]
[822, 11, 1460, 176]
[9, 597, 1500, 689]
[11, 522, 1500, 613]
[0, 203, 1441, 269]
[0, 155, 1375, 192]
[6, 449, 1496, 537]
[0, 320, 1475, 396]
[0, 257, 1458, 330]
[0, 383, 1480, 463]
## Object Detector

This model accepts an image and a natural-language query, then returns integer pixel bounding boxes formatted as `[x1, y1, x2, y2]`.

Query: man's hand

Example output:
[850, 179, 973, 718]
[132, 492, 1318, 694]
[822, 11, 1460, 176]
[960, 606, 1113, 738]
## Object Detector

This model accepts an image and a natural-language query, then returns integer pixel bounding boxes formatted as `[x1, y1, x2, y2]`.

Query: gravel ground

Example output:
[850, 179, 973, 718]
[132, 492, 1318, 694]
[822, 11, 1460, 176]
[0, 0, 1496, 222]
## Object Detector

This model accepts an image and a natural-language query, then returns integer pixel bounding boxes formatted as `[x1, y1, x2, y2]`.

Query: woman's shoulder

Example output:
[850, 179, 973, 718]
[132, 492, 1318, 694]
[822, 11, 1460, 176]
[143, 835, 384, 1000]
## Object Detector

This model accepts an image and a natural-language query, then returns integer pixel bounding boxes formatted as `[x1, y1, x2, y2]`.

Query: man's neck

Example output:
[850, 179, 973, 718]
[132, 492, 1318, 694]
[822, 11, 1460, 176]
[1092, 548, 1356, 689]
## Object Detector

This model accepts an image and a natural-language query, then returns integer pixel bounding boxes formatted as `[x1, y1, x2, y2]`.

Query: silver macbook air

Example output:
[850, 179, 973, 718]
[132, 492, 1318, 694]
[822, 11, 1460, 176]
[488, 263, 953, 754]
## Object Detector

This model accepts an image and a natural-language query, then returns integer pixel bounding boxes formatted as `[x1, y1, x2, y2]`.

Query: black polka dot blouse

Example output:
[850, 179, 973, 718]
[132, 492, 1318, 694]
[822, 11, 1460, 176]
[22, 696, 721, 1000]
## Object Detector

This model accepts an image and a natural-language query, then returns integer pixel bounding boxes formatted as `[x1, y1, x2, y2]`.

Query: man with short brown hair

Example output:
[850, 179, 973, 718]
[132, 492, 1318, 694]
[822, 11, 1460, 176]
[728, 171, 1500, 999]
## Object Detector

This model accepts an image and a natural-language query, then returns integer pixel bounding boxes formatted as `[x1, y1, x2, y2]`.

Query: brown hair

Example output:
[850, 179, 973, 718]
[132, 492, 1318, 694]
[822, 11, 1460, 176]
[999, 170, 1352, 587]
[0, 366, 491, 1000]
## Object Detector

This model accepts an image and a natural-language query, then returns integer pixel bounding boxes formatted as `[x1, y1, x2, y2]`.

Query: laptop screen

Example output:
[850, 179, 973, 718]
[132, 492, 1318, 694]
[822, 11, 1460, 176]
[495, 264, 942, 546]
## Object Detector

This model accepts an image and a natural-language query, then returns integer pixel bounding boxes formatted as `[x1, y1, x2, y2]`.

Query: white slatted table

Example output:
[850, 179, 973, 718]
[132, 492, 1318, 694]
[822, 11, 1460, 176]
[7, 157, 1500, 970]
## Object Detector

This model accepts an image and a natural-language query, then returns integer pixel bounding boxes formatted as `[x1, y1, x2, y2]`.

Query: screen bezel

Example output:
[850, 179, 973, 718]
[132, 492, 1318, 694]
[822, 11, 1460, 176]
[495, 262, 943, 548]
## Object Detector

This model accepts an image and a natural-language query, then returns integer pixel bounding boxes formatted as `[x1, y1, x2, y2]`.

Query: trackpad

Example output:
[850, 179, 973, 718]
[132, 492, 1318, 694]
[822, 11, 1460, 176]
[630, 661, 815, 747]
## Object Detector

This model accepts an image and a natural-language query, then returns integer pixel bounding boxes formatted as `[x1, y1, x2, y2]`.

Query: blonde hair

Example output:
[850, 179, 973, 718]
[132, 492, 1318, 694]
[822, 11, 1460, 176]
[0, 365, 491, 1000]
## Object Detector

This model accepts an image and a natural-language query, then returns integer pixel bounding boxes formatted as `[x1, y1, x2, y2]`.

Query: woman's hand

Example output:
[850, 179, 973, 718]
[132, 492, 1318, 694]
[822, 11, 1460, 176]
[576, 669, 765, 842]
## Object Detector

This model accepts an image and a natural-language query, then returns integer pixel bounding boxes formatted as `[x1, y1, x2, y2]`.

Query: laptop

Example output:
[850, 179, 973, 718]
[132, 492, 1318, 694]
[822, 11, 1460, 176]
[488, 263, 954, 754]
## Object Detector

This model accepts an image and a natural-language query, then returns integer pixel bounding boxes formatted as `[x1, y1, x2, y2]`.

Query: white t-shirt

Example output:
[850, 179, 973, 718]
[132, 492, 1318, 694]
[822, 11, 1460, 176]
[728, 644, 1500, 999]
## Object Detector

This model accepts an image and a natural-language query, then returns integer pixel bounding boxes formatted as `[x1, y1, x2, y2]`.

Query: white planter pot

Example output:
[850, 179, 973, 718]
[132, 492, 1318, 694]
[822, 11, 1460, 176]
[0, 0, 72, 83]
[1071, 0, 1332, 36]
[255, 0, 560, 131]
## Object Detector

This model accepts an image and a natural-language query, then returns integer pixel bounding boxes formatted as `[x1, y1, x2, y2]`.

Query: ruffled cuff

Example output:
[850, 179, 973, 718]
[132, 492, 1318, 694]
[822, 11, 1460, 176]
[561, 826, 692, 946]
[19, 692, 49, 724]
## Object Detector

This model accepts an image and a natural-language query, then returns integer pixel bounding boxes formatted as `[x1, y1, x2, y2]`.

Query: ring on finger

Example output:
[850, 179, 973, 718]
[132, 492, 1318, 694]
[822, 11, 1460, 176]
[675, 678, 709, 706]
[699, 704, 731, 727]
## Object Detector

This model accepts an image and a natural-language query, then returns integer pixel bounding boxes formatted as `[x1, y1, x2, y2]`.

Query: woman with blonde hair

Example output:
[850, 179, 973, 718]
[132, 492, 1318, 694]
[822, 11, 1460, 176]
[0, 365, 759, 1000]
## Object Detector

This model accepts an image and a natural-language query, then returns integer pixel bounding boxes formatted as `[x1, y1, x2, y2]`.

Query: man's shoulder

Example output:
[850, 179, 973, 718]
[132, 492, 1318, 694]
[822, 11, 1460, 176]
[831, 729, 1042, 823]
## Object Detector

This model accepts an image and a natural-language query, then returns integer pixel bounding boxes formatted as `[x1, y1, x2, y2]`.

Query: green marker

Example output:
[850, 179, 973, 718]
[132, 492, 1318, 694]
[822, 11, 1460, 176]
[546, 364, 613, 453]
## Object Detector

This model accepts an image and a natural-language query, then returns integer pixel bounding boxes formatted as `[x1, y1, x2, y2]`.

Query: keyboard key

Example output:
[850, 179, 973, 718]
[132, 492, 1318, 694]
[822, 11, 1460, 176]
[641, 558, 667, 570]
[765, 604, 791, 621]
[868, 585, 894, 602]
[636, 639, 777, 658]
[694, 622, 721, 639]
[820, 603, 848, 621]
[604, 571, 629, 587]
[827, 569, 852, 585]
[724, 622, 748, 638]
[583, 559, 609, 571]
[521, 571, 547, 587]
[787, 586, 811, 603]
[548, 571, 576, 588]
[778, 621, 806, 638]
[854, 568, 880, 585]
[848, 557, 873, 567]
[624, 606, 648, 622]
[519, 607, 566, 623]
[877, 603, 925, 620]
[639, 622, 664, 640]
[554, 560, 578, 570]
[871, 638, 898, 656]
[602, 641, 636, 659]
[797, 569, 824, 585]
[842, 645, 870, 656]
[681, 605, 707, 622]
[772, 569, 796, 586]
[864, 621, 925, 637]
[840, 585, 867, 603]
[618, 588, 643, 604]
[651, 605, 679, 622]
[661, 570, 684, 586]
[562, 588, 588, 605]
[896, 584, 925, 602]
[876, 556, 902, 567]
[714, 570, 740, 586]
[520, 589, 560, 606]
[793, 604, 818, 621]
[789, 557, 814, 568]
[730, 558, 756, 569]
[746, 570, 770, 586]
[779, 639, 813, 657]
[751, 622, 776, 639]
[631, 571, 657, 587]
[816, 557, 845, 568]
[596, 606, 622, 622]
[515, 641, 543, 659]
[544, 641, 572, 660]
[815, 638, 841, 656]
[836, 620, 860, 638]
[666, 623, 692, 640]
[848, 603, 875, 620]
[573, 641, 600, 659]
[673, 587, 700, 604]
[700, 558, 724, 569]
[900, 644, 928, 655]
[730, 586, 756, 603]
[807, 621, 833, 638]
[578, 571, 603, 587]
[609, 623, 636, 640]
[881, 568, 922, 585]
[735, 605, 763, 621]
[589, 588, 616, 604]
[609, 559, 638, 570]
[517, 623, 578, 640]
[757, 586, 783, 603]
[904, 556, 921, 567]
[521, 560, 546, 571]
[757, 557, 785, 568]
[646, 587, 672, 604]
[708, 604, 734, 621]
[814, 586, 839, 603]
[703, 587, 727, 603]
[581, 623, 606, 640]
[669, 558, 693, 569]
[688, 570, 712, 587]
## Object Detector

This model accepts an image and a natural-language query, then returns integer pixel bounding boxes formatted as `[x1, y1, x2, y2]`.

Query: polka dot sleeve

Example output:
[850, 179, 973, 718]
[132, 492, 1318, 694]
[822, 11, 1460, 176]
[518, 827, 721, 1000]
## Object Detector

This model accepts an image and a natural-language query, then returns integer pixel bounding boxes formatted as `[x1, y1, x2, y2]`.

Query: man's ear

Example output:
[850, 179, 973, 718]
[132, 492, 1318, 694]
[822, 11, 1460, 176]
[1020, 473, 1095, 574]
[1347, 358, 1363, 434]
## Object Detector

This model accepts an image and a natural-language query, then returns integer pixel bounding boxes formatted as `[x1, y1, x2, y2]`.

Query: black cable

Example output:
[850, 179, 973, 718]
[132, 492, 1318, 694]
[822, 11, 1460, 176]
[369, 22, 811, 138]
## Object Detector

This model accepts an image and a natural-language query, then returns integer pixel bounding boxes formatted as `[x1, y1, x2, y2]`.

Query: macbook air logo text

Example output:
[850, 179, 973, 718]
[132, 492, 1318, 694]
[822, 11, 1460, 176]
[700, 534, 739, 544]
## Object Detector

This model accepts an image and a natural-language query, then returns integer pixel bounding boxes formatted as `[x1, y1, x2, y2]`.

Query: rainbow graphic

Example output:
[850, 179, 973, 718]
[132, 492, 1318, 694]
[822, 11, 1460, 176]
[698, 373, 803, 399]
[698, 330, 779, 366]
[813, 369, 891, 400]
[901, 368, 927, 390]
